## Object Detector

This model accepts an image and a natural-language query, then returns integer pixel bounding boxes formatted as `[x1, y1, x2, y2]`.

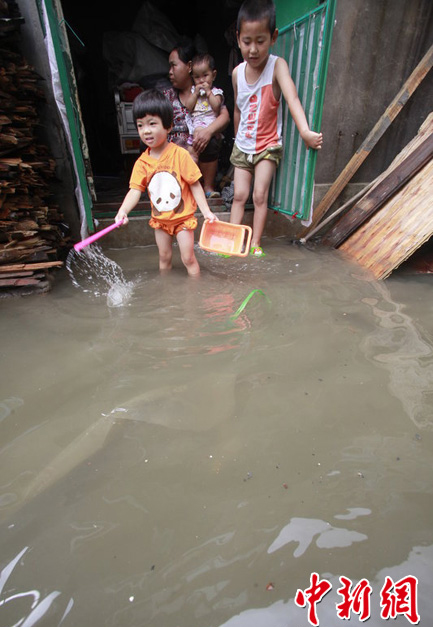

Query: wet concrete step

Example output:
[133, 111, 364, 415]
[92, 198, 228, 219]
[95, 209, 295, 248]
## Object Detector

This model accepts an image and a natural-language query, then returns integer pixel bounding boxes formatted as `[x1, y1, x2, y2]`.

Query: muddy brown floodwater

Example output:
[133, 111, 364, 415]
[1, 238, 432, 626]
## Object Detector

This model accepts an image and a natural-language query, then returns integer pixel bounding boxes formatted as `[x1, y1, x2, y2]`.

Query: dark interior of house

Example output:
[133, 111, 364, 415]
[60, 0, 242, 203]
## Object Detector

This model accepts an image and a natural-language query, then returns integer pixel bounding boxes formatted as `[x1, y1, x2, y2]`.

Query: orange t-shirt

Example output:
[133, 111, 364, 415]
[129, 142, 202, 222]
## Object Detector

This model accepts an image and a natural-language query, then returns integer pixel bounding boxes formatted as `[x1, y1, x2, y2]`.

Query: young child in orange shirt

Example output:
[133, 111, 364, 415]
[115, 89, 218, 276]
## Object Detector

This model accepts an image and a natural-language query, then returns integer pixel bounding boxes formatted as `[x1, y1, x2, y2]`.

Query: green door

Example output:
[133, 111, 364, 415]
[270, 0, 336, 221]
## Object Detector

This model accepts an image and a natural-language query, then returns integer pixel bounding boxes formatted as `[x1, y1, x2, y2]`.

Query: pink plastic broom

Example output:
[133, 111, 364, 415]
[73, 220, 124, 253]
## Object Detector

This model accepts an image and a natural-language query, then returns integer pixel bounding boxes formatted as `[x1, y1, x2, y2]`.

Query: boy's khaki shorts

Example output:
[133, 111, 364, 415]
[230, 144, 283, 173]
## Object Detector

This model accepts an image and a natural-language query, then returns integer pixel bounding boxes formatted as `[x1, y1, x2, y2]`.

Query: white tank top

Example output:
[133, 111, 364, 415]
[235, 54, 282, 154]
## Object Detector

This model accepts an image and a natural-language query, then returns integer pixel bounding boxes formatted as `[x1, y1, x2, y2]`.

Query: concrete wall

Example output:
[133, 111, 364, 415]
[316, 0, 433, 192]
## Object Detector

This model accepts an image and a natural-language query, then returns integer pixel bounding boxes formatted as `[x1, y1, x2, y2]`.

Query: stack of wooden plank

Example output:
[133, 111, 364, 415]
[0, 1, 68, 295]
[299, 44, 433, 240]
[322, 113, 433, 279]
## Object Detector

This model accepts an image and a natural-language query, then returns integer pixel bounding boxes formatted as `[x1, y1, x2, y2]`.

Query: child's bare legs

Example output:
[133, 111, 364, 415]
[154, 228, 173, 272]
[176, 229, 200, 276]
[250, 159, 277, 248]
[230, 166, 252, 225]
[199, 159, 218, 195]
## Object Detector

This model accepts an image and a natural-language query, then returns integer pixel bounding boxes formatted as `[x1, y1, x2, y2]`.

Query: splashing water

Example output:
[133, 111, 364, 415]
[66, 244, 134, 307]
[106, 283, 134, 308]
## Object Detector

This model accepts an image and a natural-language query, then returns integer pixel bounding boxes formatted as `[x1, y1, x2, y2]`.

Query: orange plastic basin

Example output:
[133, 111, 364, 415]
[199, 220, 252, 257]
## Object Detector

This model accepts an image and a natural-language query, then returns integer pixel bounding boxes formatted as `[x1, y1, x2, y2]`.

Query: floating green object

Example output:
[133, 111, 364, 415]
[230, 289, 271, 320]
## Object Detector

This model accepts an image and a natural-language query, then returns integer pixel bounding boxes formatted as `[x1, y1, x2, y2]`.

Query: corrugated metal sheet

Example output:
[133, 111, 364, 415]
[269, 1, 336, 220]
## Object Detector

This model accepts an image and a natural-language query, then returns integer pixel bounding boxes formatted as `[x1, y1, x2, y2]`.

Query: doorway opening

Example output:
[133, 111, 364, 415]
[59, 0, 241, 215]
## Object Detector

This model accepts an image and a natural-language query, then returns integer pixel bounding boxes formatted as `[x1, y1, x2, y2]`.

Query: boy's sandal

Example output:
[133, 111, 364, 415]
[250, 246, 265, 257]
[205, 191, 221, 198]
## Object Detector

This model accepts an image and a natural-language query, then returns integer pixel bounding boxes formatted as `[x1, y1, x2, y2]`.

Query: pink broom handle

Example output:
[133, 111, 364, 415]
[74, 219, 124, 252]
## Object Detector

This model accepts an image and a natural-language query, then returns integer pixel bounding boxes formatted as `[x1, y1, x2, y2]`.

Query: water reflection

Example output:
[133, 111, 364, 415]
[0, 397, 24, 425]
[0, 547, 73, 626]
[267, 515, 369, 557]
[361, 281, 433, 429]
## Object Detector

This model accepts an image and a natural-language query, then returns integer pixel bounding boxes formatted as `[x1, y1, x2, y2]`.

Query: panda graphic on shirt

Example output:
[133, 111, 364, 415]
[148, 170, 184, 216]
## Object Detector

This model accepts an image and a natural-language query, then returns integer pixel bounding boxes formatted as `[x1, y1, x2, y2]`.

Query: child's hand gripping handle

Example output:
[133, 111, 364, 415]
[73, 219, 125, 253]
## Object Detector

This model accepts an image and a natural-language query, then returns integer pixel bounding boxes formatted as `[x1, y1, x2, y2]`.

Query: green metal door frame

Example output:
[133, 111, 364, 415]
[39, 0, 95, 233]
[275, 0, 324, 29]
[270, 0, 337, 221]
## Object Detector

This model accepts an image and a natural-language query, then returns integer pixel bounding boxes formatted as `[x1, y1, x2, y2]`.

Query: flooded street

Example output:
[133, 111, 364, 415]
[1, 238, 432, 626]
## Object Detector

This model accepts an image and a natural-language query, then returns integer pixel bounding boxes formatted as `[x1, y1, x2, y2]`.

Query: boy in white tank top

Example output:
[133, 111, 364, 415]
[230, 0, 323, 256]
